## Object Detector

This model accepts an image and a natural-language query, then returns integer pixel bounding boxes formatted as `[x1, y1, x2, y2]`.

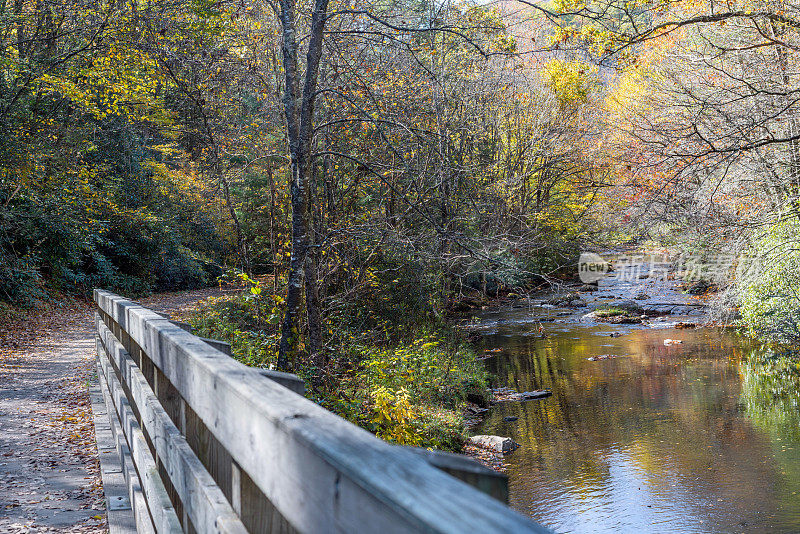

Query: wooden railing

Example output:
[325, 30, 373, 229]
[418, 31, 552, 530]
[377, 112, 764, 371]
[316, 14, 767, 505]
[92, 289, 550, 533]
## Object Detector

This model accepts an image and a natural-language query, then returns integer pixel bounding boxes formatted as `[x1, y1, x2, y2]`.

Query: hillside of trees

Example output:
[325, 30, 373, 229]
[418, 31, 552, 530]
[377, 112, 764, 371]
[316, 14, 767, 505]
[4, 0, 800, 449]
[0, 2, 613, 338]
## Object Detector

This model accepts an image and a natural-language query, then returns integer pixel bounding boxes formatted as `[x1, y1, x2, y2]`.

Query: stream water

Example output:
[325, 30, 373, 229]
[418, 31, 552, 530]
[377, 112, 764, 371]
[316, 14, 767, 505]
[471, 257, 800, 533]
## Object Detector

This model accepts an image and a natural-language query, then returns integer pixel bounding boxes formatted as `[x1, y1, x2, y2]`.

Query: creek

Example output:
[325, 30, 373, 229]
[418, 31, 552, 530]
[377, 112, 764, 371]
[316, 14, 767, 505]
[470, 255, 800, 533]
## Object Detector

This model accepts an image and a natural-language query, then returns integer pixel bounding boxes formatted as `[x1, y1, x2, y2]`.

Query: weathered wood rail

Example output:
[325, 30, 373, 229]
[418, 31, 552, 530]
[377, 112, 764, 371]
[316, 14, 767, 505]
[92, 289, 550, 533]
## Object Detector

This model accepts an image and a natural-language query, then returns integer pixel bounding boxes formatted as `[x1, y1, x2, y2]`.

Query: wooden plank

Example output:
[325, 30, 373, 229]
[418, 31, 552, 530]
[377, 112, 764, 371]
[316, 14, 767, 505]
[97, 317, 247, 534]
[198, 338, 307, 395]
[230, 461, 242, 515]
[239, 468, 296, 534]
[152, 366, 187, 527]
[89, 384, 138, 534]
[199, 337, 233, 356]
[96, 337, 184, 534]
[95, 290, 550, 534]
[182, 401, 234, 503]
[171, 320, 193, 333]
[95, 355, 156, 534]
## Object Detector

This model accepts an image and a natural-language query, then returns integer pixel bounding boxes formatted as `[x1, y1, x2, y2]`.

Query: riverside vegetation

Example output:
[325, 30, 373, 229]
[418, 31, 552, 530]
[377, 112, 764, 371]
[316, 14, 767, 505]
[187, 272, 493, 451]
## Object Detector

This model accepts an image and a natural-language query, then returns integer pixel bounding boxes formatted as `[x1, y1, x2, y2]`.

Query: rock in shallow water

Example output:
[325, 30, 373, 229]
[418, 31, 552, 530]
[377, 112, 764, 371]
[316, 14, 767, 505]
[469, 435, 519, 453]
[492, 387, 552, 402]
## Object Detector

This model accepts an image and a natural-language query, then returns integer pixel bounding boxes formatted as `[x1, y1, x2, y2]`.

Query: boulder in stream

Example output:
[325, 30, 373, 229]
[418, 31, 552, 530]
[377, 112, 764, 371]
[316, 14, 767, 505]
[547, 292, 586, 307]
[492, 387, 552, 402]
[584, 300, 646, 323]
[469, 435, 519, 453]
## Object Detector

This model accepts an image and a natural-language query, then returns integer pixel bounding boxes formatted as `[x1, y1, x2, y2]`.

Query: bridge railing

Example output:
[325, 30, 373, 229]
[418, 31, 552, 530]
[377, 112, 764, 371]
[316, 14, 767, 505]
[92, 289, 550, 533]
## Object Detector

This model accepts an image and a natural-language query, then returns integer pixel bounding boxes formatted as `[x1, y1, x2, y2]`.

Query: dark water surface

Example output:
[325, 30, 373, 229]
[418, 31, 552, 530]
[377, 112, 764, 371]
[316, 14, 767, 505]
[474, 308, 800, 533]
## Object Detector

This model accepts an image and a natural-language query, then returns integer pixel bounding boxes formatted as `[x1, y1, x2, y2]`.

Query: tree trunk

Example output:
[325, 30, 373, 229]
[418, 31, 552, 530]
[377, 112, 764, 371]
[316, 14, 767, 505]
[277, 159, 309, 370]
[15, 0, 26, 59]
[304, 235, 323, 369]
[304, 138, 326, 372]
[268, 165, 278, 292]
[219, 170, 251, 275]
[275, 0, 329, 370]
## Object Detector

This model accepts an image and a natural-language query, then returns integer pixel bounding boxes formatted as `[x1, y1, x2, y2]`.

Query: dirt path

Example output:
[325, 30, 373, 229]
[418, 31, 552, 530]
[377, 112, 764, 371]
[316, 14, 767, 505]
[139, 286, 235, 317]
[0, 288, 229, 533]
[0, 304, 102, 533]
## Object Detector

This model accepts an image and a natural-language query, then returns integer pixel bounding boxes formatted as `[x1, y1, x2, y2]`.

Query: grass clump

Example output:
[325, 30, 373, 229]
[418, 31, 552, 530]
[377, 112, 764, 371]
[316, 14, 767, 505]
[594, 306, 625, 318]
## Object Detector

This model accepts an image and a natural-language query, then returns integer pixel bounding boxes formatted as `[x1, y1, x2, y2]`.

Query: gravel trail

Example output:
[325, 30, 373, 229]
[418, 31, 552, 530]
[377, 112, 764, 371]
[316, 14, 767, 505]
[0, 288, 229, 532]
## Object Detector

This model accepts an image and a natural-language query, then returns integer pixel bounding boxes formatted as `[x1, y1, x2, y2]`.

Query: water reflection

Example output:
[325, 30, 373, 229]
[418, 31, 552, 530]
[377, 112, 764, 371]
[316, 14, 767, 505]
[478, 323, 800, 533]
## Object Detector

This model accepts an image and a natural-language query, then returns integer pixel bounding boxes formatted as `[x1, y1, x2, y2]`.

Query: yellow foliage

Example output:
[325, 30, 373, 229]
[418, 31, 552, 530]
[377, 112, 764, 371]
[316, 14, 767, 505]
[370, 387, 421, 446]
[542, 59, 598, 108]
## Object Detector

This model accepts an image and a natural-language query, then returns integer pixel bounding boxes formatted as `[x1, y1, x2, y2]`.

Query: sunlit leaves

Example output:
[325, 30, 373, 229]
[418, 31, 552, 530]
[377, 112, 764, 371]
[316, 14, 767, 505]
[542, 59, 599, 108]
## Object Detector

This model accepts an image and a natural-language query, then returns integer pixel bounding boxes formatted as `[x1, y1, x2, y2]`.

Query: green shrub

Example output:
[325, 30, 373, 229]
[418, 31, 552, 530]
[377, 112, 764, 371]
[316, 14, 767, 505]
[357, 338, 487, 409]
[416, 406, 468, 451]
[326, 249, 441, 341]
[0, 253, 45, 307]
[189, 291, 282, 367]
[318, 335, 486, 452]
[738, 219, 800, 344]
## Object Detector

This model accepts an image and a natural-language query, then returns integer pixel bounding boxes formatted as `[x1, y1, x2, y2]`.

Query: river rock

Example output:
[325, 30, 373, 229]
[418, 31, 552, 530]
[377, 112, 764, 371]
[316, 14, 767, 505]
[518, 390, 552, 400]
[605, 315, 642, 324]
[469, 435, 519, 453]
[466, 404, 488, 415]
[548, 292, 586, 306]
[587, 354, 620, 361]
[686, 279, 716, 295]
[466, 331, 483, 342]
[492, 387, 552, 402]
[615, 300, 645, 313]
[466, 392, 490, 408]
